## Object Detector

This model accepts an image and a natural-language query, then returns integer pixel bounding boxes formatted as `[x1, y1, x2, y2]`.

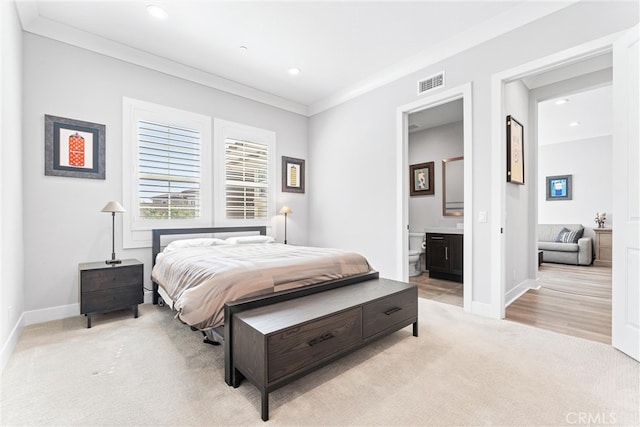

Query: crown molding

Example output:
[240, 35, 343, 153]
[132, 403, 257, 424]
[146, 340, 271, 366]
[308, 0, 579, 116]
[15, 1, 578, 118]
[15, 2, 308, 116]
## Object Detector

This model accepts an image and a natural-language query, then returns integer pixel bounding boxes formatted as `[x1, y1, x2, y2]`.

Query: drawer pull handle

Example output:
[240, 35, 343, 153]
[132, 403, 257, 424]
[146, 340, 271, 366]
[308, 332, 335, 347]
[384, 307, 402, 316]
[430, 236, 444, 240]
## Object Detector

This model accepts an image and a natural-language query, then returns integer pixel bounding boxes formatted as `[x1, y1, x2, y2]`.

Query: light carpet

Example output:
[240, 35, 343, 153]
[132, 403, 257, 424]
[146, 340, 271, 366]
[1, 298, 638, 426]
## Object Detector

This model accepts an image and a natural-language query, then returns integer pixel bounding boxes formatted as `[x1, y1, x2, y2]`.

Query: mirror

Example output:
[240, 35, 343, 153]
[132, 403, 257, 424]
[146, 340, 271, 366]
[443, 156, 463, 216]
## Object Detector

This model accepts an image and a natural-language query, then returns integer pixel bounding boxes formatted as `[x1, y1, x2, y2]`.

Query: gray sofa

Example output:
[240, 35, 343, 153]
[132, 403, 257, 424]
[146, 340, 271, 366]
[538, 224, 594, 266]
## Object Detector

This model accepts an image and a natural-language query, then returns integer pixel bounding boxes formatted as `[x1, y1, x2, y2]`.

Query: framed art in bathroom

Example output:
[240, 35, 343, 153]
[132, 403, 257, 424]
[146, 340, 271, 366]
[410, 161, 434, 196]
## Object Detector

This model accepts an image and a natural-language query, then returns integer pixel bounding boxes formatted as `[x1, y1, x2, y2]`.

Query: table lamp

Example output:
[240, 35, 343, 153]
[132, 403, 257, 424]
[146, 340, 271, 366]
[101, 201, 125, 264]
[279, 206, 292, 244]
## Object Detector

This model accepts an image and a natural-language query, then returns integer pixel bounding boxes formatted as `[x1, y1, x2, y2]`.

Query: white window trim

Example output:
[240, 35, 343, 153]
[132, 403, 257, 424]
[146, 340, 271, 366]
[213, 118, 276, 227]
[123, 97, 212, 248]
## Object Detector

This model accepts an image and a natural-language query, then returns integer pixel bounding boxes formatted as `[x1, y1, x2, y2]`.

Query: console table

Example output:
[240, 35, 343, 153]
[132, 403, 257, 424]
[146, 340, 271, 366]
[231, 278, 418, 421]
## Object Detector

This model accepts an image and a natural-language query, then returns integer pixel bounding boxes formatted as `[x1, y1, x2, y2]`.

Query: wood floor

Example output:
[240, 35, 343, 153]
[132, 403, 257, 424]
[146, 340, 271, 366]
[410, 262, 612, 344]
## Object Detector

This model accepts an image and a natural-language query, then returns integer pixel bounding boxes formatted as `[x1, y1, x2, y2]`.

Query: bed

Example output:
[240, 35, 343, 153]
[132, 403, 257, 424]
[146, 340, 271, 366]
[150, 226, 379, 385]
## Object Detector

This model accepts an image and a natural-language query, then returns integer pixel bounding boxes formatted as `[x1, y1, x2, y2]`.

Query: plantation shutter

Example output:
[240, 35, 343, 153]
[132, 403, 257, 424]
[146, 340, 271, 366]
[225, 138, 269, 219]
[137, 120, 201, 220]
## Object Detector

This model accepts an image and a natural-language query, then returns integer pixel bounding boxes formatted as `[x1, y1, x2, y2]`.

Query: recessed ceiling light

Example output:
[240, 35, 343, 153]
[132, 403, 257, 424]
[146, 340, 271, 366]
[555, 98, 569, 105]
[288, 68, 301, 76]
[147, 5, 168, 20]
[569, 121, 580, 127]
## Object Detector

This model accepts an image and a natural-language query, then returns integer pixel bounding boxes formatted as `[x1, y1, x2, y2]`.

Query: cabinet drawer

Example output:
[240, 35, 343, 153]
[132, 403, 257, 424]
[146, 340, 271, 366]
[363, 289, 417, 339]
[81, 265, 142, 292]
[267, 308, 361, 383]
[81, 287, 143, 314]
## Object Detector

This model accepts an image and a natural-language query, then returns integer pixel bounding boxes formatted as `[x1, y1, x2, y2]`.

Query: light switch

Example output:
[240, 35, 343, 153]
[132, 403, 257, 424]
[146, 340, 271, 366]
[478, 211, 487, 223]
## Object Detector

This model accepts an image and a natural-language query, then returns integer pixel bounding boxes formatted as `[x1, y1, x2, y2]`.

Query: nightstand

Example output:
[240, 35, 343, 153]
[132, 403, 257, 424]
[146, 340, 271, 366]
[593, 228, 612, 267]
[79, 259, 144, 328]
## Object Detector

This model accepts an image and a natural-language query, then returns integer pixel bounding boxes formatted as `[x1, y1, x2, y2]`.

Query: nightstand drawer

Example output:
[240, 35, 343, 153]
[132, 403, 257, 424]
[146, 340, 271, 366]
[81, 287, 143, 313]
[362, 288, 417, 339]
[267, 308, 361, 383]
[81, 265, 142, 292]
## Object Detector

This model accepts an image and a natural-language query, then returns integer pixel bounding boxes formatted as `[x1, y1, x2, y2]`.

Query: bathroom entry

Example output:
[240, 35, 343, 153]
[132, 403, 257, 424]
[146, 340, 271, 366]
[407, 99, 465, 307]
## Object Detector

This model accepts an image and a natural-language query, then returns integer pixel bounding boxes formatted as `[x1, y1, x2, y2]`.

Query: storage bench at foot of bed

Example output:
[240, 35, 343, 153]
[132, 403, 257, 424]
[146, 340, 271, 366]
[231, 277, 418, 421]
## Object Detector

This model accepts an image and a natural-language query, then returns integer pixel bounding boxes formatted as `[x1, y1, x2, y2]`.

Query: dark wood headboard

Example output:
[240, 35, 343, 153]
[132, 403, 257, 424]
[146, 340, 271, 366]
[151, 226, 267, 267]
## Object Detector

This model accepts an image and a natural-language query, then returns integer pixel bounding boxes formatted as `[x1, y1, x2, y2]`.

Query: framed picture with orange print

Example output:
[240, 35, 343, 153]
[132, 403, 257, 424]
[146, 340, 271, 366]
[44, 114, 105, 179]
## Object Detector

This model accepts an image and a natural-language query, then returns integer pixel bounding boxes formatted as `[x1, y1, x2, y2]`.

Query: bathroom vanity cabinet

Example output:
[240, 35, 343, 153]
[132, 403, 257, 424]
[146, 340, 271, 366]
[426, 232, 463, 282]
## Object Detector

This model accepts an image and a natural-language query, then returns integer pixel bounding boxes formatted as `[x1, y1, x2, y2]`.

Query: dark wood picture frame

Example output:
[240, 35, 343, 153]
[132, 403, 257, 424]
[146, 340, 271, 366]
[282, 156, 305, 193]
[546, 174, 572, 201]
[45, 114, 105, 179]
[410, 161, 435, 196]
[506, 115, 524, 185]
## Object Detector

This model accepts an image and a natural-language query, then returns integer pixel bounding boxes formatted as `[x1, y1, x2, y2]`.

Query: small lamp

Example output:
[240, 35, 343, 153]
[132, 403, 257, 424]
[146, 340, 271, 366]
[101, 201, 126, 264]
[279, 206, 292, 244]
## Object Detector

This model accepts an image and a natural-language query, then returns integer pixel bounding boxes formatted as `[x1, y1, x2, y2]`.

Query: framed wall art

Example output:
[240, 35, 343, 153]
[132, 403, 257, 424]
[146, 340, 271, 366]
[546, 174, 572, 201]
[410, 161, 435, 196]
[282, 156, 305, 193]
[45, 115, 105, 179]
[506, 115, 524, 185]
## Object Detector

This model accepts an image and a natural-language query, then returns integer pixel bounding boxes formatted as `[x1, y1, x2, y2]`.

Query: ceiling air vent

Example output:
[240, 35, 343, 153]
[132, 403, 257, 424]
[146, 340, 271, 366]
[418, 72, 445, 95]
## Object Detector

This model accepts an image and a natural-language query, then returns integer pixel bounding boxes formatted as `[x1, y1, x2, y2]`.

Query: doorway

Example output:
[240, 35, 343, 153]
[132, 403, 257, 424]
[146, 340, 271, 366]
[492, 28, 639, 360]
[407, 100, 465, 307]
[396, 83, 473, 312]
[506, 80, 614, 344]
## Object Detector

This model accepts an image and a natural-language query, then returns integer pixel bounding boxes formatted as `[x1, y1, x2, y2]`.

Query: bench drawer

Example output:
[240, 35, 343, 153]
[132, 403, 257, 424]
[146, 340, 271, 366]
[267, 308, 361, 383]
[362, 288, 417, 339]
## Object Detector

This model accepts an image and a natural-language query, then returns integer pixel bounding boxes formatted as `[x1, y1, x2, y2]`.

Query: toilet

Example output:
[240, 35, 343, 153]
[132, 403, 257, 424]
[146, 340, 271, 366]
[408, 232, 426, 277]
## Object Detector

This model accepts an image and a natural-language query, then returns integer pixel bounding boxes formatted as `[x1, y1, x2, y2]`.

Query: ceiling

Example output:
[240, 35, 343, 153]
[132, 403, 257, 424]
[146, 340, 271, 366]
[538, 84, 612, 145]
[15, 0, 577, 115]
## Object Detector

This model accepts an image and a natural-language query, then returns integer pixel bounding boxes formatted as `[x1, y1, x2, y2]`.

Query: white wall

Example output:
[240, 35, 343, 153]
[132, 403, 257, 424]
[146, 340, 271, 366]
[408, 121, 463, 232]
[539, 136, 613, 227]
[308, 1, 638, 308]
[21, 34, 308, 317]
[0, 1, 25, 372]
[504, 80, 534, 303]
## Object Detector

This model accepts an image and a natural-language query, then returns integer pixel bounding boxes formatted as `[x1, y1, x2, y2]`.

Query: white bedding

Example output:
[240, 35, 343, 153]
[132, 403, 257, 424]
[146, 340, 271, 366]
[151, 243, 372, 329]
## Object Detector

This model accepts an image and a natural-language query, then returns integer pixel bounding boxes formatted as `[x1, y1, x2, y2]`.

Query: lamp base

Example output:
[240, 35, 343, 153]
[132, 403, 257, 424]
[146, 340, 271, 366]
[105, 259, 122, 265]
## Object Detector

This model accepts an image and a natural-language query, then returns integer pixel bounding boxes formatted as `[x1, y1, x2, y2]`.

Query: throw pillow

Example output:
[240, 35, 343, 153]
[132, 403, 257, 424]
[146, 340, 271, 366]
[555, 227, 569, 242]
[557, 227, 584, 243]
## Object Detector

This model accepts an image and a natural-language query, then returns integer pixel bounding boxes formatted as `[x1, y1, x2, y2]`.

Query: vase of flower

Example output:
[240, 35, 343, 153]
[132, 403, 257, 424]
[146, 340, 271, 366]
[594, 212, 606, 228]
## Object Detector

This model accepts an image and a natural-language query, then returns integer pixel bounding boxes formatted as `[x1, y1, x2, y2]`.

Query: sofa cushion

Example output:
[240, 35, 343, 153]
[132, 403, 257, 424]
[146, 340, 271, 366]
[539, 241, 579, 252]
[538, 224, 585, 242]
[556, 227, 584, 243]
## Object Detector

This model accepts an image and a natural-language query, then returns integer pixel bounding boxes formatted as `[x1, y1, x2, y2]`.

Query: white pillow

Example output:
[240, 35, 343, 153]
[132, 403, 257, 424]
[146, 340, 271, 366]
[225, 235, 275, 244]
[163, 238, 227, 253]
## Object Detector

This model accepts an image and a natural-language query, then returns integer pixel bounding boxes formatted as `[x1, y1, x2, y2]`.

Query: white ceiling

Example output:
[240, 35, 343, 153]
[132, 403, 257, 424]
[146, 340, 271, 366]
[15, 0, 577, 115]
[538, 85, 613, 145]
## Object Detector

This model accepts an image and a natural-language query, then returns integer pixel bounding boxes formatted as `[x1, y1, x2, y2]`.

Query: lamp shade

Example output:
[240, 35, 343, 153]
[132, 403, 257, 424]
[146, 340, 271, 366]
[279, 206, 292, 215]
[101, 201, 126, 213]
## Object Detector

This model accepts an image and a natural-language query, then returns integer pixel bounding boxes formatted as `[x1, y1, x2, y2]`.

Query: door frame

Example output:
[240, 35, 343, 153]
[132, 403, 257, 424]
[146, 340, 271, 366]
[396, 82, 473, 312]
[490, 31, 627, 319]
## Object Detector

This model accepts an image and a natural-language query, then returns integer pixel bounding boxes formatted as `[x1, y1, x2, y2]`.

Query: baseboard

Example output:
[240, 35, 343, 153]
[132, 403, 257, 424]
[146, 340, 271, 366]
[505, 278, 539, 307]
[144, 289, 154, 304]
[0, 312, 25, 375]
[23, 303, 80, 326]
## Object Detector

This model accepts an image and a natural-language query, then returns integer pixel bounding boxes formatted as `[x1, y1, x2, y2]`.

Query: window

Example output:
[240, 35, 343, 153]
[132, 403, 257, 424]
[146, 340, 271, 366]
[138, 120, 201, 220]
[123, 98, 211, 248]
[214, 119, 276, 226]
